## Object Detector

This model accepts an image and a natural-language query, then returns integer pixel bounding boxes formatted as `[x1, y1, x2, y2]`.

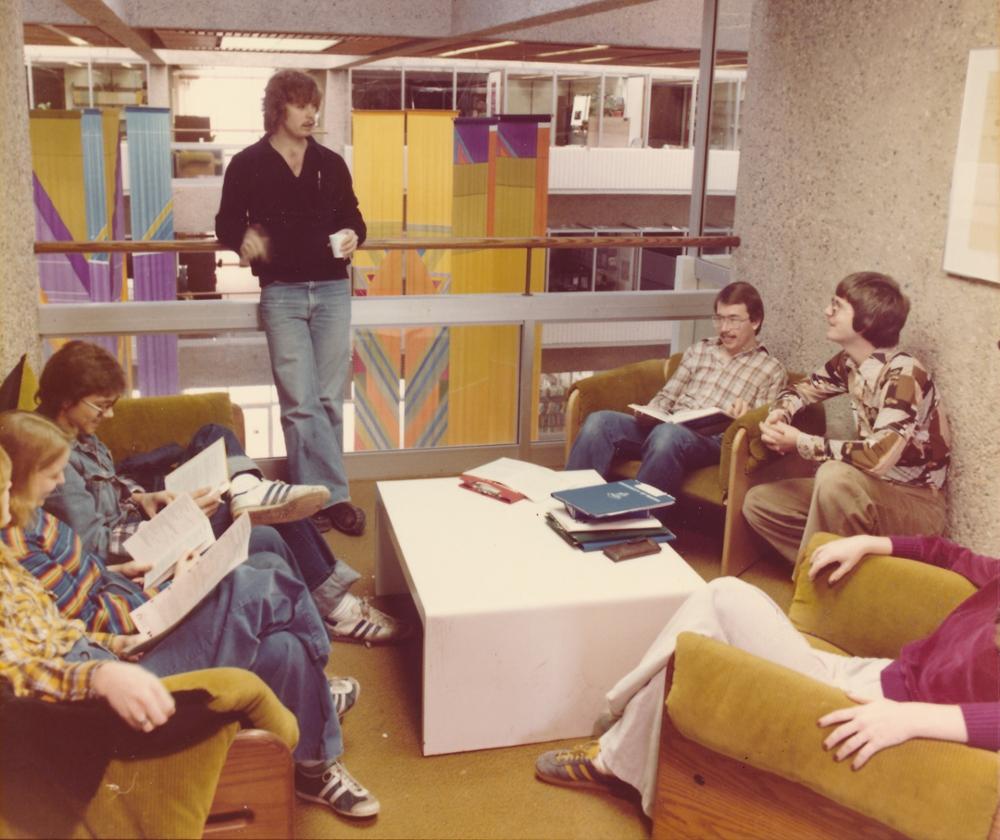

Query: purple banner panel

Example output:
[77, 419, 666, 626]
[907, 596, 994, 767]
[133, 252, 179, 395]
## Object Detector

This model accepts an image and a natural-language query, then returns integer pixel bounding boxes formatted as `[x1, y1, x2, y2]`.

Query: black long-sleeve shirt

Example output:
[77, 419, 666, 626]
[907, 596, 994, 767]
[215, 136, 367, 285]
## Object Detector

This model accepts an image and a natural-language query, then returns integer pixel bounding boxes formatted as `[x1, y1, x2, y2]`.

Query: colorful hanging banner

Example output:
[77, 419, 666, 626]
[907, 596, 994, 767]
[126, 106, 177, 396]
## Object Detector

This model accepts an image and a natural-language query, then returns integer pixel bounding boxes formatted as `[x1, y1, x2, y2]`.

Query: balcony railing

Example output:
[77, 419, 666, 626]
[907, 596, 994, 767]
[33, 235, 735, 478]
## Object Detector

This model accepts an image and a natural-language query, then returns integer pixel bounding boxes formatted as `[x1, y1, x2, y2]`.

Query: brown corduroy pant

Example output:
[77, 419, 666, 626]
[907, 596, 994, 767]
[743, 460, 947, 568]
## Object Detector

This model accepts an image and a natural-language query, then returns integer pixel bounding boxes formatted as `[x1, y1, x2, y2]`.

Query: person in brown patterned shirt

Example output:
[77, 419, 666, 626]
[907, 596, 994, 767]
[743, 271, 950, 567]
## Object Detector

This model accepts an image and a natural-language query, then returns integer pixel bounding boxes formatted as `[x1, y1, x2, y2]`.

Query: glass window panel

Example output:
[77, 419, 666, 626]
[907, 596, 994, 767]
[555, 74, 599, 147]
[506, 74, 553, 116]
[91, 63, 147, 107]
[546, 228, 595, 292]
[29, 61, 68, 109]
[404, 71, 453, 110]
[648, 79, 693, 149]
[536, 324, 671, 440]
[456, 72, 488, 117]
[600, 76, 644, 148]
[351, 69, 402, 110]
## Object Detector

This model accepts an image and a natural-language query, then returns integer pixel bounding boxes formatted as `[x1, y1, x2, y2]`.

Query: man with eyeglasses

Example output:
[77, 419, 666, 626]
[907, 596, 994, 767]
[565, 281, 786, 499]
[743, 271, 950, 571]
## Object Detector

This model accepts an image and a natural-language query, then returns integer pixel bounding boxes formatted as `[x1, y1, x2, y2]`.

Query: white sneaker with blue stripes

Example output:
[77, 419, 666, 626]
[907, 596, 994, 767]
[229, 478, 329, 526]
[324, 594, 412, 646]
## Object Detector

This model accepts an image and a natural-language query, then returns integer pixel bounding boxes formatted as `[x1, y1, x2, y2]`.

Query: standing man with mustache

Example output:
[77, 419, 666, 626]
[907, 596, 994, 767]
[217, 70, 408, 644]
[565, 281, 786, 499]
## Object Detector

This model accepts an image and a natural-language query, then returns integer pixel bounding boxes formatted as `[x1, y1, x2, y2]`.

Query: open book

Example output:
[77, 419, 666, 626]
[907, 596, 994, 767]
[164, 437, 230, 497]
[124, 513, 252, 655]
[123, 492, 216, 589]
[628, 403, 731, 434]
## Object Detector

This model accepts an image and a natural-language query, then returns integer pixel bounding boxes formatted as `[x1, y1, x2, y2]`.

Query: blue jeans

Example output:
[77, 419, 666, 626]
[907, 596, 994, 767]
[67, 563, 341, 763]
[565, 410, 723, 497]
[186, 424, 360, 615]
[259, 280, 352, 504]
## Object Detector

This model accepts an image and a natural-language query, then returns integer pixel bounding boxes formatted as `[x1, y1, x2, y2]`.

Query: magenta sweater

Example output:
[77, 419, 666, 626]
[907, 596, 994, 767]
[880, 536, 1000, 751]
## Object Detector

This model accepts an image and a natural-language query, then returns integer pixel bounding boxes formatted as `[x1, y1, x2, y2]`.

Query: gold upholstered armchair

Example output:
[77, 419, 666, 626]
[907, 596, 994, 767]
[1, 667, 298, 839]
[652, 532, 999, 840]
[564, 354, 825, 575]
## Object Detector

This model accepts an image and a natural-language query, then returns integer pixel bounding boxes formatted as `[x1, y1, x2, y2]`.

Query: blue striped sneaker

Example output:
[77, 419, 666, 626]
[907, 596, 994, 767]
[229, 479, 329, 525]
[324, 594, 413, 645]
[295, 761, 380, 819]
[535, 742, 616, 790]
[328, 676, 360, 719]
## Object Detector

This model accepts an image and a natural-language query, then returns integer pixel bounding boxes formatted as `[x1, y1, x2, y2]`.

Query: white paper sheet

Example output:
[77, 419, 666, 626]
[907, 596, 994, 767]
[123, 493, 216, 588]
[125, 513, 252, 654]
[164, 437, 230, 496]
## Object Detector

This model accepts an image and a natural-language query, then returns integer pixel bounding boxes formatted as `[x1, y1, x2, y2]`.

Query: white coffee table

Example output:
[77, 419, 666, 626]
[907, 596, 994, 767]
[375, 477, 706, 755]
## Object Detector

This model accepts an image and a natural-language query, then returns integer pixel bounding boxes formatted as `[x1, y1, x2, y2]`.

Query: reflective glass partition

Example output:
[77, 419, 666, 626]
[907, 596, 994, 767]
[506, 73, 553, 115]
[403, 71, 453, 109]
[648, 78, 694, 149]
[601, 75, 645, 148]
[456, 72, 489, 117]
[351, 69, 403, 109]
[554, 74, 599, 146]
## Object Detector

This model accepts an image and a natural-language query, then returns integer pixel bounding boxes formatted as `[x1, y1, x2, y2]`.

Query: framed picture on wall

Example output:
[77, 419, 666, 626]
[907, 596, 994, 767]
[943, 48, 999, 285]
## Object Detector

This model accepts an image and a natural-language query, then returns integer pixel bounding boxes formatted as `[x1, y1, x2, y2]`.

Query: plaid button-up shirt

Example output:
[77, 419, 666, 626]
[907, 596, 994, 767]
[0, 545, 115, 701]
[646, 338, 787, 416]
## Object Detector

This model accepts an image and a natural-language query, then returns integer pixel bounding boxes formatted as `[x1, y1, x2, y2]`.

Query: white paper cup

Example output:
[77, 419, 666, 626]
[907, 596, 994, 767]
[330, 231, 349, 258]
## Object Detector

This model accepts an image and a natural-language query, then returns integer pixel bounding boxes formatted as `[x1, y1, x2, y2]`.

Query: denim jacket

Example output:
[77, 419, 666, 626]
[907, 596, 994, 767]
[43, 435, 146, 561]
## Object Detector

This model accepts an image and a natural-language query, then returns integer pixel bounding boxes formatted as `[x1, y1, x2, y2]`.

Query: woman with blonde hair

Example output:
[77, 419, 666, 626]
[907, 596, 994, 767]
[0, 410, 381, 819]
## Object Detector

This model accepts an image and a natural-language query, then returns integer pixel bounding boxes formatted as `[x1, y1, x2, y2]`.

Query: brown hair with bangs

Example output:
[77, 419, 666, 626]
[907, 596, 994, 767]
[0, 411, 71, 527]
[835, 271, 910, 348]
[36, 340, 126, 420]
[263, 70, 322, 135]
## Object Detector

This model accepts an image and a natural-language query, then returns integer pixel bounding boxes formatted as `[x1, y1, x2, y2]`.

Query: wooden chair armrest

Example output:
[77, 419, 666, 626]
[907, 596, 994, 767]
[720, 427, 759, 576]
[204, 729, 294, 839]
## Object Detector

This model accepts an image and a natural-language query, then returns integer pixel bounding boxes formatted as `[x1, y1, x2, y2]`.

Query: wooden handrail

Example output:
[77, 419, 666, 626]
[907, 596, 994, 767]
[34, 234, 739, 255]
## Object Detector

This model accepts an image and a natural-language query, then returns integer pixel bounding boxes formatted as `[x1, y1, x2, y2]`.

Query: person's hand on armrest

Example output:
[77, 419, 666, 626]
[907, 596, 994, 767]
[90, 661, 176, 732]
[727, 398, 749, 418]
[819, 695, 967, 769]
[759, 409, 801, 454]
[808, 534, 893, 583]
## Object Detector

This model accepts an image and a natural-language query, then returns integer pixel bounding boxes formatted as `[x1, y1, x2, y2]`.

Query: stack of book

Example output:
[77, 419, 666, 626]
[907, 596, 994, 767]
[547, 479, 676, 552]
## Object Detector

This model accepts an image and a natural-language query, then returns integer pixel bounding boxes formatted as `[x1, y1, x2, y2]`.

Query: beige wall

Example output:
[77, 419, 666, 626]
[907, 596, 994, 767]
[733, 0, 1000, 552]
[0, 0, 40, 375]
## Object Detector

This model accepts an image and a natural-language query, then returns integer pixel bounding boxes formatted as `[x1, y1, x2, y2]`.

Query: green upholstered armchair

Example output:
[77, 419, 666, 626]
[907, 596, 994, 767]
[97, 392, 246, 464]
[564, 354, 825, 575]
[0, 667, 298, 839]
[652, 532, 999, 840]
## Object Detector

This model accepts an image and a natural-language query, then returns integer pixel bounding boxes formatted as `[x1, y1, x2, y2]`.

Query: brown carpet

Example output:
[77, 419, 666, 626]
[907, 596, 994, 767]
[297, 482, 793, 839]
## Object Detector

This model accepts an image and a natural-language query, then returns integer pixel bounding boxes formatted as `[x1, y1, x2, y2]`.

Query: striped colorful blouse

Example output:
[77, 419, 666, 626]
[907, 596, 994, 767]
[0, 510, 154, 634]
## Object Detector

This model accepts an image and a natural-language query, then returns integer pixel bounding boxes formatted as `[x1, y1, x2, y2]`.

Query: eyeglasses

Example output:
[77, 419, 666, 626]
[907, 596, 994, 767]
[81, 398, 118, 417]
[711, 315, 750, 327]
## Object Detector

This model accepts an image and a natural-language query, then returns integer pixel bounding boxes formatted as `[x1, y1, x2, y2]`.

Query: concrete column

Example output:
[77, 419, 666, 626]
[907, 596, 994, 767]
[323, 69, 350, 156]
[0, 0, 41, 373]
[147, 63, 170, 107]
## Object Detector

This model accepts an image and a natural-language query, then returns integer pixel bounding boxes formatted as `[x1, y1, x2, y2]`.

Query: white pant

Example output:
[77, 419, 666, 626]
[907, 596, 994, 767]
[597, 577, 890, 816]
